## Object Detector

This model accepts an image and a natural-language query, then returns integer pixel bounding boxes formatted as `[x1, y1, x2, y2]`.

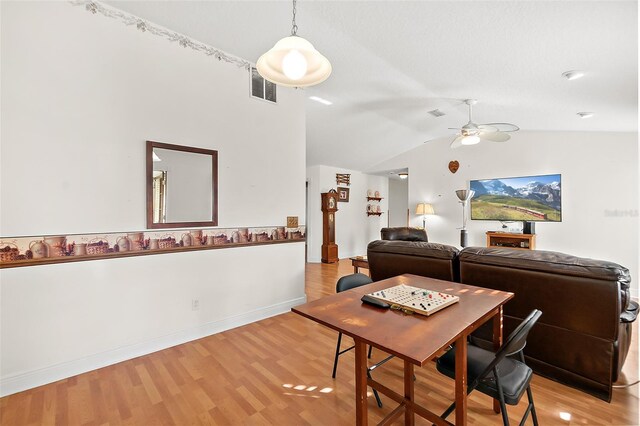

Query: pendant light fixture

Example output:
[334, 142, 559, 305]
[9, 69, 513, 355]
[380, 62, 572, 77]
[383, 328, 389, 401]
[256, 0, 332, 87]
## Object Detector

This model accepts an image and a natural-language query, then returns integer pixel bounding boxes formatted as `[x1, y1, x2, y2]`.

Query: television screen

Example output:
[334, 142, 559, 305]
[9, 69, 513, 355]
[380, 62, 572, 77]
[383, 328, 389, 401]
[470, 174, 561, 222]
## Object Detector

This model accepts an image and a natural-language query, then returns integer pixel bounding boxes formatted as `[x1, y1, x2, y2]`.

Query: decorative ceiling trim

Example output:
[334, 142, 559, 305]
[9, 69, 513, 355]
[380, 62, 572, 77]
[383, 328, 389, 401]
[71, 1, 252, 71]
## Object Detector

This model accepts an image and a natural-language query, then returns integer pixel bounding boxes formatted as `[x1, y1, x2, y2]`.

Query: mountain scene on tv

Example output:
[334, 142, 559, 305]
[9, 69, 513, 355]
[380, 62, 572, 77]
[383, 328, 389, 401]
[470, 174, 561, 222]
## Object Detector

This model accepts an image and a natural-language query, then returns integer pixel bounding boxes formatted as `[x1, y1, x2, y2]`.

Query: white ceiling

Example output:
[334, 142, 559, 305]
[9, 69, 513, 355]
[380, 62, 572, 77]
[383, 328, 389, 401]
[108, 1, 638, 172]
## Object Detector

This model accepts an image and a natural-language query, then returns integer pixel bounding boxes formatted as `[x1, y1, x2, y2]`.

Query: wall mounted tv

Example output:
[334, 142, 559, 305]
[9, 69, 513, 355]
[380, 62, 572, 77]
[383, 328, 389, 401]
[470, 174, 561, 222]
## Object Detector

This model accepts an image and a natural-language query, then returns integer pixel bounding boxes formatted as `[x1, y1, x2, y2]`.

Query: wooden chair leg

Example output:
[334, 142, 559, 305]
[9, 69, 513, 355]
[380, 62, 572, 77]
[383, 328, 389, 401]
[368, 345, 373, 359]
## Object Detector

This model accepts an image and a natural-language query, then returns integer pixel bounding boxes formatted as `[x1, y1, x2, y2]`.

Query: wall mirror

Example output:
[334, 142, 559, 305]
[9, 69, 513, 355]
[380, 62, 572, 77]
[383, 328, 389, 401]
[146, 140, 218, 229]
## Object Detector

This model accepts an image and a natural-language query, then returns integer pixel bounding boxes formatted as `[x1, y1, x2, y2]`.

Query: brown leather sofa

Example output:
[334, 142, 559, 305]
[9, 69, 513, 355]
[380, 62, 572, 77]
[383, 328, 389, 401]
[367, 227, 459, 282]
[366, 228, 636, 402]
[459, 247, 634, 402]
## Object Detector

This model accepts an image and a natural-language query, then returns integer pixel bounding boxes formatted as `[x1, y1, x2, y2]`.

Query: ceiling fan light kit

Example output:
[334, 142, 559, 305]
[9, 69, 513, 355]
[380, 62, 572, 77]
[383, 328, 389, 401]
[461, 135, 480, 145]
[449, 99, 519, 149]
[257, 0, 331, 87]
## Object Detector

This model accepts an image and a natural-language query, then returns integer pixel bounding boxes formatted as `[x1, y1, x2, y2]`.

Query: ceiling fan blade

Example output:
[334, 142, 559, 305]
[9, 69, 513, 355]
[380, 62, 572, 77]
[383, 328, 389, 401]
[480, 132, 511, 142]
[477, 124, 498, 133]
[482, 122, 520, 132]
[450, 136, 464, 149]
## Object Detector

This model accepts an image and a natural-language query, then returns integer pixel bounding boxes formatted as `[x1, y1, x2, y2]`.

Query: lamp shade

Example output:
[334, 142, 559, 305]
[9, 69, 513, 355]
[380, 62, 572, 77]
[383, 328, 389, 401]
[455, 190, 475, 203]
[415, 203, 435, 215]
[257, 36, 332, 87]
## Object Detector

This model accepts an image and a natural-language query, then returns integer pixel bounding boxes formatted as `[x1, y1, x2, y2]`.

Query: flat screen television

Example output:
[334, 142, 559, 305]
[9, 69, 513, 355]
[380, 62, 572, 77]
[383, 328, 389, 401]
[470, 174, 561, 222]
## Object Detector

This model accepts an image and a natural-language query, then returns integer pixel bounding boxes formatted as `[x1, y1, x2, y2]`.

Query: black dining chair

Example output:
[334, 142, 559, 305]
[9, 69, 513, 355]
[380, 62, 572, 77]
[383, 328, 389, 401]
[435, 309, 542, 426]
[331, 273, 392, 408]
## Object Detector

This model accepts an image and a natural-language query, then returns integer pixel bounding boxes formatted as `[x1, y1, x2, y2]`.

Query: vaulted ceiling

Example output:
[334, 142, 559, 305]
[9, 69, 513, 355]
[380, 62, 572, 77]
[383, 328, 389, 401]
[109, 1, 638, 171]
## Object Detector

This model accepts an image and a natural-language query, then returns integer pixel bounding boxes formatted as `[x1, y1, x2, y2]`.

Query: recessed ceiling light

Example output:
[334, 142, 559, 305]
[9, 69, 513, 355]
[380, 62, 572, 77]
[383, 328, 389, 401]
[577, 112, 594, 118]
[309, 96, 333, 106]
[562, 70, 585, 81]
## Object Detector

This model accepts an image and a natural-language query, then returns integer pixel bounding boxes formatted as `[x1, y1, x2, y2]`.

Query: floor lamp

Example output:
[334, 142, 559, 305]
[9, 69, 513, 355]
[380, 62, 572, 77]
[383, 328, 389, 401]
[415, 203, 435, 230]
[455, 190, 474, 247]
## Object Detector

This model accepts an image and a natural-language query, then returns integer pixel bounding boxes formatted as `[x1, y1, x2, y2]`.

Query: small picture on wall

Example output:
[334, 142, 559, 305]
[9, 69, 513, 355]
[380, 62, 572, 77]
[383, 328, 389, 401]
[337, 187, 350, 202]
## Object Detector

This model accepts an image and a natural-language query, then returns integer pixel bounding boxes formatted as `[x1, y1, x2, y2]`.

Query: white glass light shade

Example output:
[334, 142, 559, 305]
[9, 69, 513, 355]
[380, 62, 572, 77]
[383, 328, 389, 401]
[415, 203, 435, 215]
[257, 36, 332, 87]
[461, 135, 480, 145]
[282, 49, 308, 80]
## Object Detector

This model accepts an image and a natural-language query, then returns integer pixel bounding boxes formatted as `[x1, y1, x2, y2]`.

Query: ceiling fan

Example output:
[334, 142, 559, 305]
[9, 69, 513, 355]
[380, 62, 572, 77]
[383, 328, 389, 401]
[449, 99, 519, 149]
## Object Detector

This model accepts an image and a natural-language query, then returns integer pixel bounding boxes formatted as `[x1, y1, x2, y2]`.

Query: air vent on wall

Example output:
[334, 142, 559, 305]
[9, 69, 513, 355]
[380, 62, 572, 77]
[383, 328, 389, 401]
[251, 67, 277, 103]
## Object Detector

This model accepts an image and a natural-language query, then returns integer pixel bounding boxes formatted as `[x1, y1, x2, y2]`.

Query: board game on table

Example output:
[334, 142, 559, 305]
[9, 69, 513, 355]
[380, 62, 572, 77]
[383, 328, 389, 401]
[367, 284, 459, 316]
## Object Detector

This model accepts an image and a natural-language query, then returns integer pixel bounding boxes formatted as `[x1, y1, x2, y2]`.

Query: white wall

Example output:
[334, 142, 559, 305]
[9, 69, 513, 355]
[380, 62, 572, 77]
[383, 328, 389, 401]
[306, 165, 388, 262]
[373, 131, 639, 297]
[388, 178, 409, 227]
[0, 2, 306, 395]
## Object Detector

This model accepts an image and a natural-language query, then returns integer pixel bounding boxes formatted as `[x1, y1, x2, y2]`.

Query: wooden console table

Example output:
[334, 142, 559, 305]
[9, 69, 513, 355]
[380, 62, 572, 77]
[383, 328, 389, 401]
[486, 232, 536, 250]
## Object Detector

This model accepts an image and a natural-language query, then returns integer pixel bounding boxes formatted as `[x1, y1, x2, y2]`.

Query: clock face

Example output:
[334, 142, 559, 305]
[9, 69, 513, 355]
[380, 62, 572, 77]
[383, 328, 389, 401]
[328, 197, 336, 209]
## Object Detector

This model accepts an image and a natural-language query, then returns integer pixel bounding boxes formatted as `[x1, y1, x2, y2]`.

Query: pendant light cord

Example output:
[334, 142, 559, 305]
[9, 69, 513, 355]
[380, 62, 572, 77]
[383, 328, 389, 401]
[291, 0, 299, 35]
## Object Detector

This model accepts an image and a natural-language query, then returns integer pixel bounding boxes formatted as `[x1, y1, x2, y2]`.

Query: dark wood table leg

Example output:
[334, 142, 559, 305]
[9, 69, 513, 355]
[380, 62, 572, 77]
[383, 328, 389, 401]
[404, 361, 415, 426]
[355, 339, 368, 426]
[354, 265, 359, 274]
[455, 334, 468, 426]
[493, 306, 504, 414]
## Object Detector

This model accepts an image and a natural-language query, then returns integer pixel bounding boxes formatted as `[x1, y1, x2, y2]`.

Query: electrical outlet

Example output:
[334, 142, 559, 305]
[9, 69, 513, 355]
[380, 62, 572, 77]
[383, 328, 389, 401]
[192, 299, 200, 311]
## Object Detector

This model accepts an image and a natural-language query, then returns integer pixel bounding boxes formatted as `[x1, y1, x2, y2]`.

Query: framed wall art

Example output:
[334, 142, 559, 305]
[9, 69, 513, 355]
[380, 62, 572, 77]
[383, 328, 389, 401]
[337, 187, 350, 202]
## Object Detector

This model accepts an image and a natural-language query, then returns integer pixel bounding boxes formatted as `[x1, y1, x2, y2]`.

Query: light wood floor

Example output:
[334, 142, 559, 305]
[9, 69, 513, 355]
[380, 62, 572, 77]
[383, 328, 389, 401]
[1, 260, 638, 425]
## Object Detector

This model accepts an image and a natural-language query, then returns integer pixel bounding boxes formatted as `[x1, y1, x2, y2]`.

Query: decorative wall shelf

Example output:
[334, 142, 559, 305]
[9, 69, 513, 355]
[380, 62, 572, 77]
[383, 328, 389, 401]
[367, 212, 383, 216]
[0, 225, 306, 269]
[366, 197, 383, 202]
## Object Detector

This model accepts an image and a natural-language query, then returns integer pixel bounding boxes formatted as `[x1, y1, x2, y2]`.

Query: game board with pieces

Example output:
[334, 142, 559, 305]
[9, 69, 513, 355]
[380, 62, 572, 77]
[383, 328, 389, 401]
[367, 284, 459, 316]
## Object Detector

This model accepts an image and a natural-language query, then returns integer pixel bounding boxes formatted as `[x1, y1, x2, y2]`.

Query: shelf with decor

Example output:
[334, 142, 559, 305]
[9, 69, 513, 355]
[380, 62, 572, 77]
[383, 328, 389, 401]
[366, 197, 383, 202]
[486, 232, 536, 250]
[367, 212, 383, 216]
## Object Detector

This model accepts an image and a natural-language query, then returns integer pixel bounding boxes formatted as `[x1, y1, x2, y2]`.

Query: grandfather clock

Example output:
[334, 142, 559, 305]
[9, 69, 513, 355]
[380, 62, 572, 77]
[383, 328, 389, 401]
[321, 190, 339, 263]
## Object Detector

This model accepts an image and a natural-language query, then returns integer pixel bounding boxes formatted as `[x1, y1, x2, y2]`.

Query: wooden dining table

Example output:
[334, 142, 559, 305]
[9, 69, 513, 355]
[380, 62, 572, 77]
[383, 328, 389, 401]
[292, 274, 514, 426]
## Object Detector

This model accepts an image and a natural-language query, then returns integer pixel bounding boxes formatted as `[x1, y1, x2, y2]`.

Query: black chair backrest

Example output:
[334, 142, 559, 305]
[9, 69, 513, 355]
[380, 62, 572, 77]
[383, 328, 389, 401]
[336, 273, 373, 293]
[475, 309, 542, 383]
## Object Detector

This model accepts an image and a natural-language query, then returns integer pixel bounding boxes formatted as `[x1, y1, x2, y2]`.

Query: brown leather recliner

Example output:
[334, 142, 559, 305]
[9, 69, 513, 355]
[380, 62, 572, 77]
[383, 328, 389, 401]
[459, 247, 635, 402]
[380, 227, 429, 242]
[367, 228, 459, 282]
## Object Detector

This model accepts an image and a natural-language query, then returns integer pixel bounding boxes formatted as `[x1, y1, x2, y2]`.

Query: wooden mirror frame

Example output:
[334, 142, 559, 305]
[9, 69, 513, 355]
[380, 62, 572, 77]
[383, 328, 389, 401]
[146, 140, 218, 229]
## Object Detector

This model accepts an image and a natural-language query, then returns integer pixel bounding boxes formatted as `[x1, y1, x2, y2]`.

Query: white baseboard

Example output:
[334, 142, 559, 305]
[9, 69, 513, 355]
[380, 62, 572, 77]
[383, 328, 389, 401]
[0, 295, 307, 397]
